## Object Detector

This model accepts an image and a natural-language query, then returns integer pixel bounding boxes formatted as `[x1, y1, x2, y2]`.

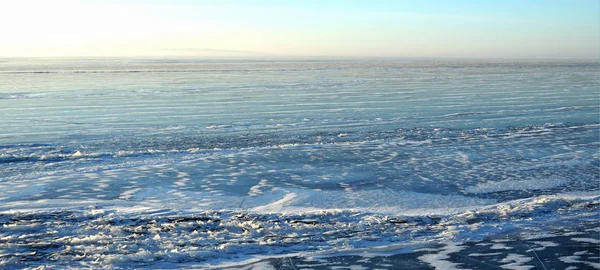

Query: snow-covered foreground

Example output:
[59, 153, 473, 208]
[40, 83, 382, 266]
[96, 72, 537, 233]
[1, 193, 598, 268]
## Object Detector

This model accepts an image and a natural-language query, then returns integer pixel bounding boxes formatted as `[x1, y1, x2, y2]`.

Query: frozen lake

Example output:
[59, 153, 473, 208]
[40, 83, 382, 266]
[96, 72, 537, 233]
[0, 58, 598, 268]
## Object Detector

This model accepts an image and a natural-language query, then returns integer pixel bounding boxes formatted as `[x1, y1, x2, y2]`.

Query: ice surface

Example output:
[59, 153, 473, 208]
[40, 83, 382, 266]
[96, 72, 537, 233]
[0, 59, 598, 268]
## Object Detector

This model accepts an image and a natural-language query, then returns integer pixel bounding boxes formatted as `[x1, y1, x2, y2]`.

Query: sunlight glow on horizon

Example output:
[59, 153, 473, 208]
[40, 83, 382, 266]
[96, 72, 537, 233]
[0, 0, 598, 58]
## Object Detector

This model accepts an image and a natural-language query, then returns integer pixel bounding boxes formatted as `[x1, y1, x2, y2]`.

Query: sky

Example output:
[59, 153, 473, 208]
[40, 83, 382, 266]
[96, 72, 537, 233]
[0, 0, 598, 58]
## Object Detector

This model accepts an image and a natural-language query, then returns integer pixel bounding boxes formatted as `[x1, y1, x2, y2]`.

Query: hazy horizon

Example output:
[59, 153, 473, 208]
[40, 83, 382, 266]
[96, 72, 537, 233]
[1, 0, 598, 59]
[2, 56, 600, 62]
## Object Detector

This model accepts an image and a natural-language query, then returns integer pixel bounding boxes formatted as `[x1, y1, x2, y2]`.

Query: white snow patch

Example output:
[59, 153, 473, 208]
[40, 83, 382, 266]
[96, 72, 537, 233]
[571, 237, 600, 244]
[418, 242, 465, 269]
[238, 261, 277, 270]
[500, 253, 534, 270]
[559, 255, 600, 269]
[252, 193, 297, 213]
[465, 178, 569, 194]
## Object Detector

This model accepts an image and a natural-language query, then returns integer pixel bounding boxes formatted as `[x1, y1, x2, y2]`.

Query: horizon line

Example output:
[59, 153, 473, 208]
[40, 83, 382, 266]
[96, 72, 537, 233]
[1, 55, 599, 61]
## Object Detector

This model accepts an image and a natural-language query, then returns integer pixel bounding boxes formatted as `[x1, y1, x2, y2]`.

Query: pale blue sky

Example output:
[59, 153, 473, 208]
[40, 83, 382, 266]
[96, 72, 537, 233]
[1, 0, 598, 58]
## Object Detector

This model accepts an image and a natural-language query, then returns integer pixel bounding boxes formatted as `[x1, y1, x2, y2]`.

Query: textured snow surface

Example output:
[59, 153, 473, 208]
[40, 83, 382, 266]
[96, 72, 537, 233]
[0, 59, 598, 268]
